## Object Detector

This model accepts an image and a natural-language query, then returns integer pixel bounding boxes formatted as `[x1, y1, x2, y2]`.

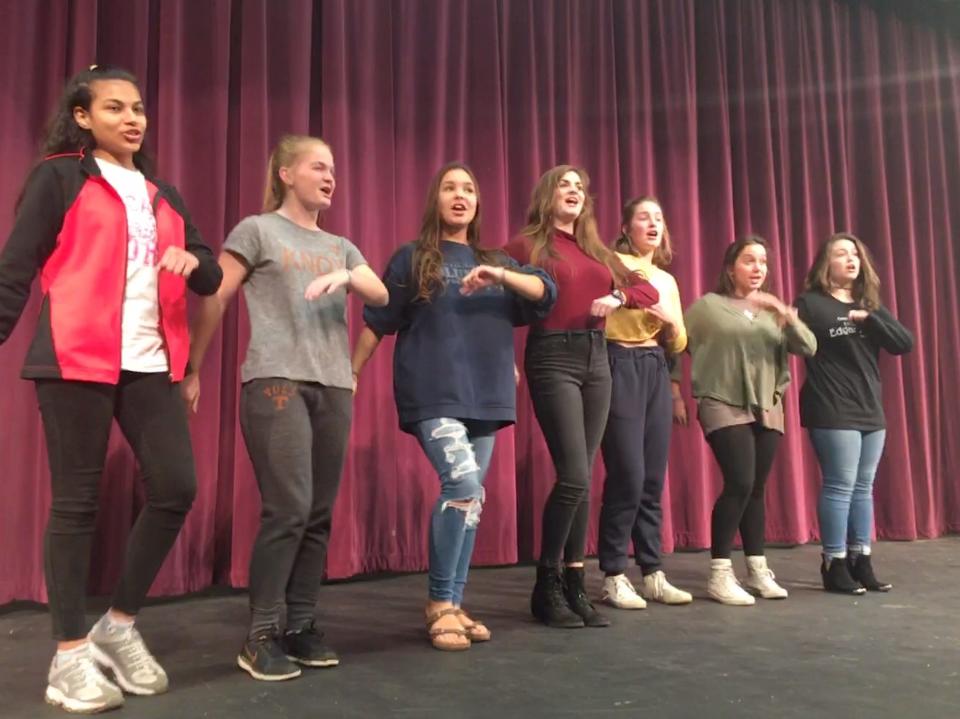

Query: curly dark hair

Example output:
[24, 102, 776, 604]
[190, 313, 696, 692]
[42, 64, 153, 173]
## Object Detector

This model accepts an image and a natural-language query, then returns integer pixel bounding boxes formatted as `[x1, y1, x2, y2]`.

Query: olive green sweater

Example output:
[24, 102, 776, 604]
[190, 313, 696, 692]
[678, 293, 817, 411]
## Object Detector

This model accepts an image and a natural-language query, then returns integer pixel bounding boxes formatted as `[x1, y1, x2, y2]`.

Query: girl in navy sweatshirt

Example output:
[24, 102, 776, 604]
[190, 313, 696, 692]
[353, 163, 555, 651]
[796, 233, 913, 594]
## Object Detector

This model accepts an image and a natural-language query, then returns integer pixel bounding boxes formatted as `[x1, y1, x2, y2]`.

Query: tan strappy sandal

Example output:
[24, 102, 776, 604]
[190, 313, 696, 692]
[425, 607, 471, 651]
[455, 609, 491, 642]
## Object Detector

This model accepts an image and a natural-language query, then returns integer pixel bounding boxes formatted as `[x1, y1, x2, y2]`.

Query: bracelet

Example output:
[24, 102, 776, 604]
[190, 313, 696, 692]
[499, 267, 507, 284]
[344, 268, 353, 289]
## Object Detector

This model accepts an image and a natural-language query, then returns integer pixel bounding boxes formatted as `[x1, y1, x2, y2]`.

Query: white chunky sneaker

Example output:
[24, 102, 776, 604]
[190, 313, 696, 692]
[641, 570, 693, 605]
[88, 615, 169, 695]
[45, 643, 124, 714]
[744, 556, 789, 599]
[707, 558, 755, 606]
[600, 574, 647, 609]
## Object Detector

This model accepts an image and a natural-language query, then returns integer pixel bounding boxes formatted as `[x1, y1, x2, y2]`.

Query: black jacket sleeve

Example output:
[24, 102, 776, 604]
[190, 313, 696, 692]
[864, 305, 914, 355]
[160, 183, 222, 296]
[0, 162, 64, 344]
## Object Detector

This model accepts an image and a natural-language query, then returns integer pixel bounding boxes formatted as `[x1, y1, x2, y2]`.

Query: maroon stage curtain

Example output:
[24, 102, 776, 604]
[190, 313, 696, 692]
[1, 0, 958, 605]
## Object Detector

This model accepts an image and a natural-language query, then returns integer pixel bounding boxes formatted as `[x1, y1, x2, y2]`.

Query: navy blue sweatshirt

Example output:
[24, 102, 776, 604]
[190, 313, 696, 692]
[364, 241, 557, 433]
[796, 291, 913, 430]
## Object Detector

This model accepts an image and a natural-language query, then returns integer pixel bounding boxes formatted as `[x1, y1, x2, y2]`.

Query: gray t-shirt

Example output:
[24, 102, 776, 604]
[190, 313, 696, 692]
[224, 212, 366, 388]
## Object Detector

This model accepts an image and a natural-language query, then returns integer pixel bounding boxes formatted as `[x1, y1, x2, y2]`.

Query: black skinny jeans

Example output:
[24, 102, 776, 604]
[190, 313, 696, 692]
[525, 330, 611, 567]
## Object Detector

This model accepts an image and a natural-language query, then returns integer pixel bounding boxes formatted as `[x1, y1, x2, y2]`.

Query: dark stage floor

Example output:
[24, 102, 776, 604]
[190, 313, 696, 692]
[1, 539, 959, 718]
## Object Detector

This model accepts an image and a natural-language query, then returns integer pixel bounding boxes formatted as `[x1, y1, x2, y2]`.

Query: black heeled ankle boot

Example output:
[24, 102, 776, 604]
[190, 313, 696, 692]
[531, 566, 584, 628]
[563, 567, 610, 628]
[820, 556, 866, 595]
[847, 553, 892, 592]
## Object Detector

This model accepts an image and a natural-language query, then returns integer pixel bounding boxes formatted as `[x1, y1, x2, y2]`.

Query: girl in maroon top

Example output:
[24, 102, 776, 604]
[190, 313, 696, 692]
[506, 165, 658, 629]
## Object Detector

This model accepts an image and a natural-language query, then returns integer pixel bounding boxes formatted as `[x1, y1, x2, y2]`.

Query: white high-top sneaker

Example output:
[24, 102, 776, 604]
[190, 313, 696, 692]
[600, 574, 647, 609]
[640, 570, 693, 605]
[707, 558, 755, 606]
[743, 555, 789, 599]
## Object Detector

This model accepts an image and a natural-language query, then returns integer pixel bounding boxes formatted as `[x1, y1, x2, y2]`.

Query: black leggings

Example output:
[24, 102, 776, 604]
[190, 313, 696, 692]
[36, 373, 197, 641]
[706, 423, 781, 559]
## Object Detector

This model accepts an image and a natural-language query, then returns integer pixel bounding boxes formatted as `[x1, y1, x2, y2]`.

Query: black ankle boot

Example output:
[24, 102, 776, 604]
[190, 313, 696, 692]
[563, 567, 610, 628]
[847, 553, 892, 592]
[531, 566, 584, 628]
[821, 556, 866, 594]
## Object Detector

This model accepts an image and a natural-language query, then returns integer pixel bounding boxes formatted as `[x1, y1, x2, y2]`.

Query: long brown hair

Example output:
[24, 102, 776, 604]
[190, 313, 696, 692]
[412, 162, 503, 302]
[262, 134, 330, 212]
[613, 195, 674, 268]
[521, 165, 637, 287]
[714, 235, 772, 295]
[804, 232, 881, 310]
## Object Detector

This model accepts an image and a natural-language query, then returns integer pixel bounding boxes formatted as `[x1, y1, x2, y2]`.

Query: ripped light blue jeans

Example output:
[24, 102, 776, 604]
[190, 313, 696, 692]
[411, 418, 498, 603]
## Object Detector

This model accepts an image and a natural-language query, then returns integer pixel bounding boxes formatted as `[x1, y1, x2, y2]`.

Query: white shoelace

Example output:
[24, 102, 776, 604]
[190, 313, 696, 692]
[649, 571, 665, 597]
[614, 575, 638, 597]
[62, 652, 113, 694]
[114, 629, 159, 676]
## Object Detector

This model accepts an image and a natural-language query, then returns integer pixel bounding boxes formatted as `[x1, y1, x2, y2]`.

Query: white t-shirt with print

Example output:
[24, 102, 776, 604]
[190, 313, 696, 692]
[96, 158, 168, 372]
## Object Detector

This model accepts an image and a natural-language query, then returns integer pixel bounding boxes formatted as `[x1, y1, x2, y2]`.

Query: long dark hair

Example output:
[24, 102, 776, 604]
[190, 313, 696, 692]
[42, 64, 153, 173]
[521, 165, 637, 287]
[804, 232, 881, 310]
[613, 195, 674, 268]
[714, 234, 771, 295]
[412, 162, 503, 302]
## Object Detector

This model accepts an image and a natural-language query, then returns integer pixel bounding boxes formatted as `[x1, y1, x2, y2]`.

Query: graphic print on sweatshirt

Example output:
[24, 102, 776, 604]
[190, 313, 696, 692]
[827, 313, 865, 339]
[96, 158, 168, 372]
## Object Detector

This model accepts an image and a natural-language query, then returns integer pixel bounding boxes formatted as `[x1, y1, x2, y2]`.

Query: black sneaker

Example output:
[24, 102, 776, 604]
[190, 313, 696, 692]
[821, 556, 866, 595]
[237, 633, 302, 681]
[563, 566, 611, 628]
[283, 622, 340, 668]
[847, 553, 892, 592]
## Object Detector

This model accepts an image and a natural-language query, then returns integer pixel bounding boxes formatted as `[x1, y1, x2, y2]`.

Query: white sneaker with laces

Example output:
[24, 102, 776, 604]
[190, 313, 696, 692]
[707, 558, 755, 606]
[45, 643, 124, 713]
[88, 615, 169, 695]
[600, 573, 647, 609]
[744, 555, 789, 599]
[641, 570, 693, 605]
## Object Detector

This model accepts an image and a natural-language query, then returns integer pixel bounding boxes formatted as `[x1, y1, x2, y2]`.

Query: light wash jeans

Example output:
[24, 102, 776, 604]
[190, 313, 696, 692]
[412, 418, 497, 603]
[809, 428, 886, 559]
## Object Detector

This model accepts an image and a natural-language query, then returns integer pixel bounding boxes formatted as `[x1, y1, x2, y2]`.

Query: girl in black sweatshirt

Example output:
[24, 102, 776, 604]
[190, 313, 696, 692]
[796, 233, 913, 595]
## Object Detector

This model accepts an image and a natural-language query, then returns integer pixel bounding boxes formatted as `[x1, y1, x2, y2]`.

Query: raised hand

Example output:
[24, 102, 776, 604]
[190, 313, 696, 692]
[590, 293, 623, 318]
[158, 247, 200, 277]
[305, 268, 351, 300]
[460, 265, 506, 295]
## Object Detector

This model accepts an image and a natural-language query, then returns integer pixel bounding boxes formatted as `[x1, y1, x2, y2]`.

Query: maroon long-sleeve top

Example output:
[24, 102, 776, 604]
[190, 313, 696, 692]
[505, 229, 659, 331]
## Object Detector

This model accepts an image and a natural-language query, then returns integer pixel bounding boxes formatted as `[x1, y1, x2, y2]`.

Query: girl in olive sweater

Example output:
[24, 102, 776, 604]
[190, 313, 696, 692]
[674, 235, 816, 606]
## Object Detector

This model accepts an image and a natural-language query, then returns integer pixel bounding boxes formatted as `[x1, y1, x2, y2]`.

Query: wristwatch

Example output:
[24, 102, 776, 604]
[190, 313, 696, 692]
[611, 289, 626, 306]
